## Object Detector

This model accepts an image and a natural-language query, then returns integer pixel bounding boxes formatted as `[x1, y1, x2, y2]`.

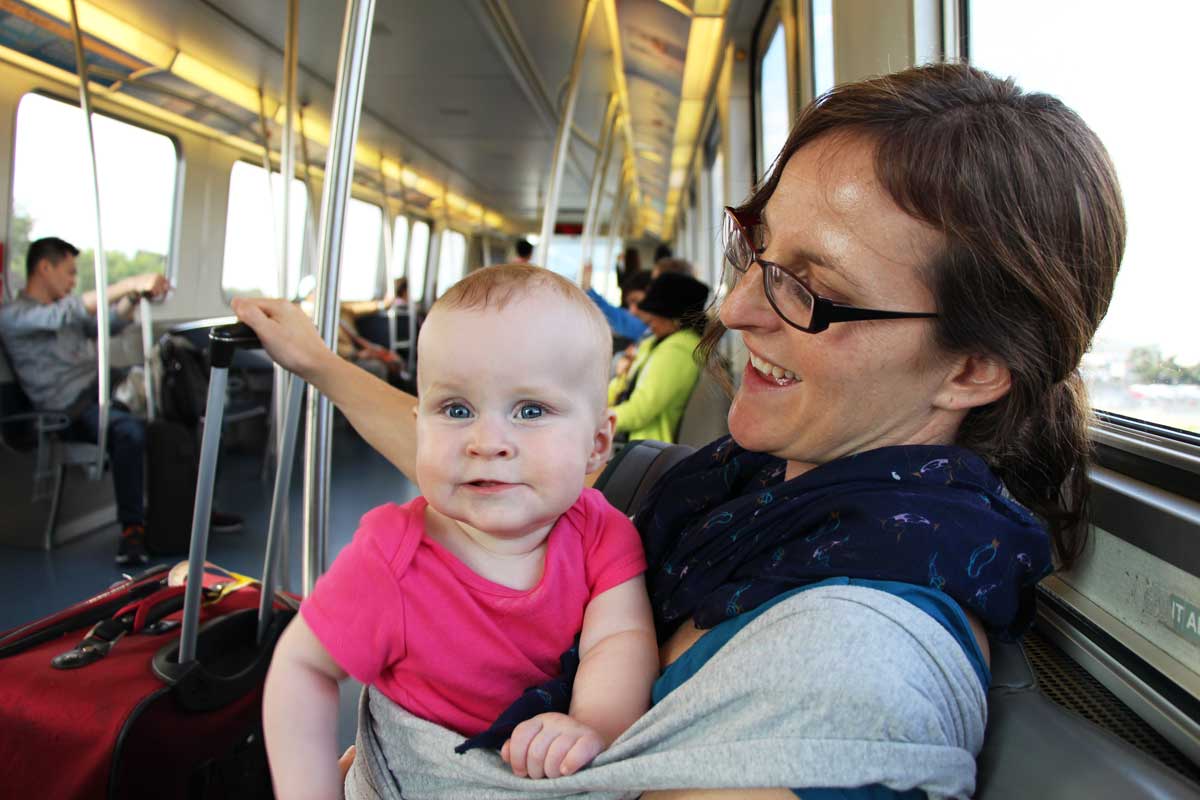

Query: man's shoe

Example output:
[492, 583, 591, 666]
[210, 511, 244, 534]
[116, 524, 150, 566]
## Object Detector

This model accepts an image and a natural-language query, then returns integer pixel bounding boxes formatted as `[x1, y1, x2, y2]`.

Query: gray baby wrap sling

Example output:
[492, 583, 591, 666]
[345, 585, 987, 800]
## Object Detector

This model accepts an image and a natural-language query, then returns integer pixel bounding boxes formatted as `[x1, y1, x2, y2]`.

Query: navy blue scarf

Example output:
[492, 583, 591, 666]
[637, 436, 1053, 642]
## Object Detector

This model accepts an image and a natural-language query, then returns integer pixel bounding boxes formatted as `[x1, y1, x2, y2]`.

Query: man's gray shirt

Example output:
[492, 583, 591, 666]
[0, 291, 129, 412]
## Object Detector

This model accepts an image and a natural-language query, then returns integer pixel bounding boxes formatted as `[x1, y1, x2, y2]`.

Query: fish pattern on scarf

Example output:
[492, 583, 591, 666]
[636, 436, 1053, 641]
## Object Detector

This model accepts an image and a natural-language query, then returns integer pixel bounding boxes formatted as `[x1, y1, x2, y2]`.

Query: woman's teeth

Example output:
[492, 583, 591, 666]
[750, 353, 798, 384]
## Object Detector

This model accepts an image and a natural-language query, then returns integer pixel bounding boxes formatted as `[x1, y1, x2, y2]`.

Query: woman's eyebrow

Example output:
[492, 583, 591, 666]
[761, 208, 863, 291]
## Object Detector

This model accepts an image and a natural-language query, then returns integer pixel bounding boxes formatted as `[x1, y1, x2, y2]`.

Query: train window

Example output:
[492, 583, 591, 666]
[971, 3, 1200, 435]
[543, 235, 583, 281]
[435, 229, 467, 298]
[757, 21, 789, 178]
[408, 220, 430, 304]
[338, 198, 383, 301]
[222, 161, 308, 299]
[811, 0, 835, 96]
[9, 92, 177, 292]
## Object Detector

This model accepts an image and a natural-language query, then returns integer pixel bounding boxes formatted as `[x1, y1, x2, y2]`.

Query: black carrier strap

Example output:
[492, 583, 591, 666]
[594, 439, 695, 517]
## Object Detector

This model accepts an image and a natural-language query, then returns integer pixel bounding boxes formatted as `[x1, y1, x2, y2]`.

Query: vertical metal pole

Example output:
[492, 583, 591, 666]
[302, 0, 378, 595]
[581, 97, 618, 269]
[67, 0, 111, 479]
[535, 0, 597, 268]
[258, 372, 305, 643]
[280, 0, 299, 300]
[139, 297, 157, 421]
[379, 156, 398, 353]
[273, 0, 300, 592]
[603, 167, 628, 292]
[399, 208, 415, 378]
[479, 207, 493, 268]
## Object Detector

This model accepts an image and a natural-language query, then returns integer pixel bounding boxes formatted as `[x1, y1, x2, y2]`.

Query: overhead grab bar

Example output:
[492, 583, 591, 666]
[67, 0, 111, 481]
[302, 0, 379, 595]
[535, 0, 598, 269]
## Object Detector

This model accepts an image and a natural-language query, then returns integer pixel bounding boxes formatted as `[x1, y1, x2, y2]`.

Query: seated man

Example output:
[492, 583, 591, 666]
[0, 237, 170, 564]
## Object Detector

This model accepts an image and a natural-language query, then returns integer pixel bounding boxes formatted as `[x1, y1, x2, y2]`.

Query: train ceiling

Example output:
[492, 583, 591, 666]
[0, 0, 732, 238]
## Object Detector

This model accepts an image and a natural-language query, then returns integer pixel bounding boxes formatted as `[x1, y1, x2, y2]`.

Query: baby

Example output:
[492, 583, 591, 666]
[263, 264, 658, 798]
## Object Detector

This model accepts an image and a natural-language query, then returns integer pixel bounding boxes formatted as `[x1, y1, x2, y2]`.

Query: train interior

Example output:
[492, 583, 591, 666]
[0, 0, 1197, 796]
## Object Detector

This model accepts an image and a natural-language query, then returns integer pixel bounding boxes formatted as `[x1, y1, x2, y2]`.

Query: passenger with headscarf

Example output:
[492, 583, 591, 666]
[608, 273, 709, 443]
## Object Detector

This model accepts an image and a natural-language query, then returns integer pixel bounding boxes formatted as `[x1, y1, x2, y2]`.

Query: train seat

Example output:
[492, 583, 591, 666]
[593, 440, 1200, 799]
[353, 310, 412, 355]
[0, 342, 107, 549]
[676, 368, 731, 449]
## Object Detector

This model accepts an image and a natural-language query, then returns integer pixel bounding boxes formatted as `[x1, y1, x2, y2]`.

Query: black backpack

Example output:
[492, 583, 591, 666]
[158, 334, 209, 428]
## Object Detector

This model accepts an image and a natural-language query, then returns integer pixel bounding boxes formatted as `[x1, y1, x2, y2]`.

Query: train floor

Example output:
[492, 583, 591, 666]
[0, 422, 419, 750]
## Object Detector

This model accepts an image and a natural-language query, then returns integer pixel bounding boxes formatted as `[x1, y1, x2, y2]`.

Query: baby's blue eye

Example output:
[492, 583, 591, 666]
[444, 403, 472, 419]
[517, 404, 545, 420]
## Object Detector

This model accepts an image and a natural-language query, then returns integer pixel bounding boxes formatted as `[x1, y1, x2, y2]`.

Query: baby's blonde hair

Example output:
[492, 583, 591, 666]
[428, 264, 613, 411]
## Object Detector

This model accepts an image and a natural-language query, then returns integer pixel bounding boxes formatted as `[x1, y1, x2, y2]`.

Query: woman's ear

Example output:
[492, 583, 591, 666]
[934, 354, 1012, 411]
[586, 409, 618, 474]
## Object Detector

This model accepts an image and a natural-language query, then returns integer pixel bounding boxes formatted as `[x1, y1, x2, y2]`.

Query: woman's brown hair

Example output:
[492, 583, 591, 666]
[701, 63, 1125, 569]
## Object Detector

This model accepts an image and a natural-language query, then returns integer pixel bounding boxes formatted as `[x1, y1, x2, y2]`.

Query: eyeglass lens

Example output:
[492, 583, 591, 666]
[723, 211, 816, 329]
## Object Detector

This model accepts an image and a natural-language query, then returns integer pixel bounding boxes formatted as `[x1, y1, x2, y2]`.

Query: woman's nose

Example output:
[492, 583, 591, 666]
[719, 262, 775, 331]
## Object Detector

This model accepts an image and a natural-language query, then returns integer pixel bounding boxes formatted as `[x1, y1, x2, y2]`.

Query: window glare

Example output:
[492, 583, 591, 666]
[11, 93, 175, 290]
[971, 1, 1200, 433]
[223, 161, 308, 299]
[812, 0, 834, 95]
[436, 230, 467, 298]
[408, 220, 431, 303]
[338, 198, 383, 301]
[758, 23, 790, 179]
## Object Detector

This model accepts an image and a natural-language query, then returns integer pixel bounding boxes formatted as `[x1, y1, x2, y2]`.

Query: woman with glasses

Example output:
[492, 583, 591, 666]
[234, 63, 1123, 799]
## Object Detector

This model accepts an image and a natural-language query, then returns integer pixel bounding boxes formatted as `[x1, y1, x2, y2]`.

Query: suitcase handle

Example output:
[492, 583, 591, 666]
[209, 322, 262, 369]
[0, 566, 170, 659]
[153, 606, 295, 712]
[50, 585, 187, 670]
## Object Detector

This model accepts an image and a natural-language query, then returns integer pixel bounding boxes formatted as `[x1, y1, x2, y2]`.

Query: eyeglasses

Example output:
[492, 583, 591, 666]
[722, 206, 939, 333]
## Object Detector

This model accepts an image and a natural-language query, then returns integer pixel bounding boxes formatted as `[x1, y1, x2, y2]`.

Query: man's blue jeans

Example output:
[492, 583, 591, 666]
[69, 403, 145, 527]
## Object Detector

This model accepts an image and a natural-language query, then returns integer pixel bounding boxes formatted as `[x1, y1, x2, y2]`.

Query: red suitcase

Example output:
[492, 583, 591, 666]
[0, 324, 303, 799]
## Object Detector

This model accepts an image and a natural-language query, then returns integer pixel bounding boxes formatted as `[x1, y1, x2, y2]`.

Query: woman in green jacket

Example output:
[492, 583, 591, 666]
[608, 273, 710, 443]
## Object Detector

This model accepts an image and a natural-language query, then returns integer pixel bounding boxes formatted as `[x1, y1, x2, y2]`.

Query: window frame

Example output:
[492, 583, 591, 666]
[7, 89, 183, 290]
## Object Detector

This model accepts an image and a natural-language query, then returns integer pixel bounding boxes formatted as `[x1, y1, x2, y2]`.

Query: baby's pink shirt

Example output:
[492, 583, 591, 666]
[300, 488, 646, 737]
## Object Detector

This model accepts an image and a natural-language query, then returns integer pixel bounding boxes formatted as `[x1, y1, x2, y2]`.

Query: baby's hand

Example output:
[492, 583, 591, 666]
[500, 712, 605, 779]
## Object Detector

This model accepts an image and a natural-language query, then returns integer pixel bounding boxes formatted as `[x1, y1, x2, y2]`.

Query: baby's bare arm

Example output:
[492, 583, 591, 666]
[572, 575, 658, 745]
[263, 616, 349, 800]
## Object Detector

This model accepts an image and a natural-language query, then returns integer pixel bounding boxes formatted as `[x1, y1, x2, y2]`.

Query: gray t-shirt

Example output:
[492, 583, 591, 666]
[0, 291, 129, 412]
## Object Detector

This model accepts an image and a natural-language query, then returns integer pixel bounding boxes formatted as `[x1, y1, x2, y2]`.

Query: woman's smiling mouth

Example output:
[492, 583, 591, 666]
[749, 352, 800, 385]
